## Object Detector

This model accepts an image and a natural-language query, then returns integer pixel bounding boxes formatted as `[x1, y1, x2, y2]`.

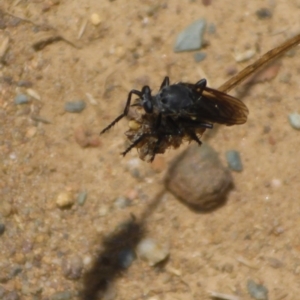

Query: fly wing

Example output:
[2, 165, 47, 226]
[183, 83, 249, 125]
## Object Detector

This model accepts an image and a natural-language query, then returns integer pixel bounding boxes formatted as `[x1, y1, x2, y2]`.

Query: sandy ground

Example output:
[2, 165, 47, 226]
[0, 0, 300, 299]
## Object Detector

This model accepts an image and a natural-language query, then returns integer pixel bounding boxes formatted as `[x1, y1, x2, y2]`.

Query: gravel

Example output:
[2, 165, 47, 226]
[194, 52, 207, 62]
[173, 19, 206, 52]
[226, 150, 243, 172]
[114, 196, 131, 209]
[64, 100, 86, 113]
[56, 191, 75, 208]
[77, 191, 87, 206]
[14, 94, 29, 105]
[288, 112, 300, 130]
[256, 8, 272, 19]
[136, 238, 169, 266]
[247, 279, 268, 300]
[61, 255, 83, 280]
[117, 248, 136, 268]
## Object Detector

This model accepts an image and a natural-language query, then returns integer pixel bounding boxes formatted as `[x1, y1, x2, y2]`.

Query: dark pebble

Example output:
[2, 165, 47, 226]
[50, 291, 72, 300]
[61, 255, 83, 280]
[114, 196, 131, 209]
[267, 257, 284, 268]
[226, 150, 243, 172]
[3, 291, 20, 300]
[118, 248, 136, 268]
[247, 279, 268, 300]
[165, 143, 233, 210]
[221, 262, 234, 273]
[174, 19, 206, 52]
[194, 52, 207, 62]
[9, 265, 23, 278]
[0, 223, 5, 235]
[256, 8, 272, 19]
[64, 100, 86, 113]
[14, 94, 29, 105]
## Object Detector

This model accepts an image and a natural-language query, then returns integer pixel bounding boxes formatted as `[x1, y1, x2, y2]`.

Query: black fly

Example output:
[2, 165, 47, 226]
[100, 76, 249, 162]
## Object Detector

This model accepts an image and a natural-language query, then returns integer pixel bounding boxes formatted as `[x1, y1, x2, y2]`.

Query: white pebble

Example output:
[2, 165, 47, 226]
[288, 113, 300, 130]
[26, 88, 41, 101]
[83, 256, 92, 266]
[234, 49, 256, 62]
[136, 238, 169, 266]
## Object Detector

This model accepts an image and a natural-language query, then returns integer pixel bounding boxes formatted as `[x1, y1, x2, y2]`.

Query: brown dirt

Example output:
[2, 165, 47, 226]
[0, 1, 300, 299]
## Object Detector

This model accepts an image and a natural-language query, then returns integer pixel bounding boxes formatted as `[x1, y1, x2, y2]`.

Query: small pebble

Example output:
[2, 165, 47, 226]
[234, 49, 256, 62]
[90, 13, 102, 26]
[221, 262, 234, 273]
[126, 158, 144, 179]
[207, 23, 216, 34]
[14, 94, 29, 105]
[26, 88, 41, 101]
[225, 65, 238, 76]
[114, 196, 131, 209]
[50, 291, 72, 300]
[77, 191, 87, 206]
[9, 265, 23, 277]
[25, 126, 37, 138]
[174, 19, 206, 52]
[56, 191, 75, 208]
[61, 255, 83, 280]
[136, 238, 169, 266]
[194, 52, 207, 62]
[99, 205, 109, 216]
[0, 223, 5, 235]
[256, 8, 272, 19]
[118, 248, 136, 268]
[64, 100, 86, 113]
[288, 113, 300, 130]
[0, 202, 12, 217]
[165, 143, 233, 210]
[83, 255, 92, 266]
[17, 80, 33, 88]
[226, 150, 243, 172]
[247, 279, 268, 300]
[74, 126, 101, 148]
[267, 257, 283, 269]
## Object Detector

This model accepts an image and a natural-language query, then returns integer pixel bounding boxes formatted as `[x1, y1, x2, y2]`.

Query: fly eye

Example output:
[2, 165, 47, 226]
[161, 98, 168, 104]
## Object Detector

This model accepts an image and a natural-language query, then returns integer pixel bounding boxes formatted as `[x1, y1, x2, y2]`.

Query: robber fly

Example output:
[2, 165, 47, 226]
[100, 31, 300, 162]
[100, 77, 248, 162]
